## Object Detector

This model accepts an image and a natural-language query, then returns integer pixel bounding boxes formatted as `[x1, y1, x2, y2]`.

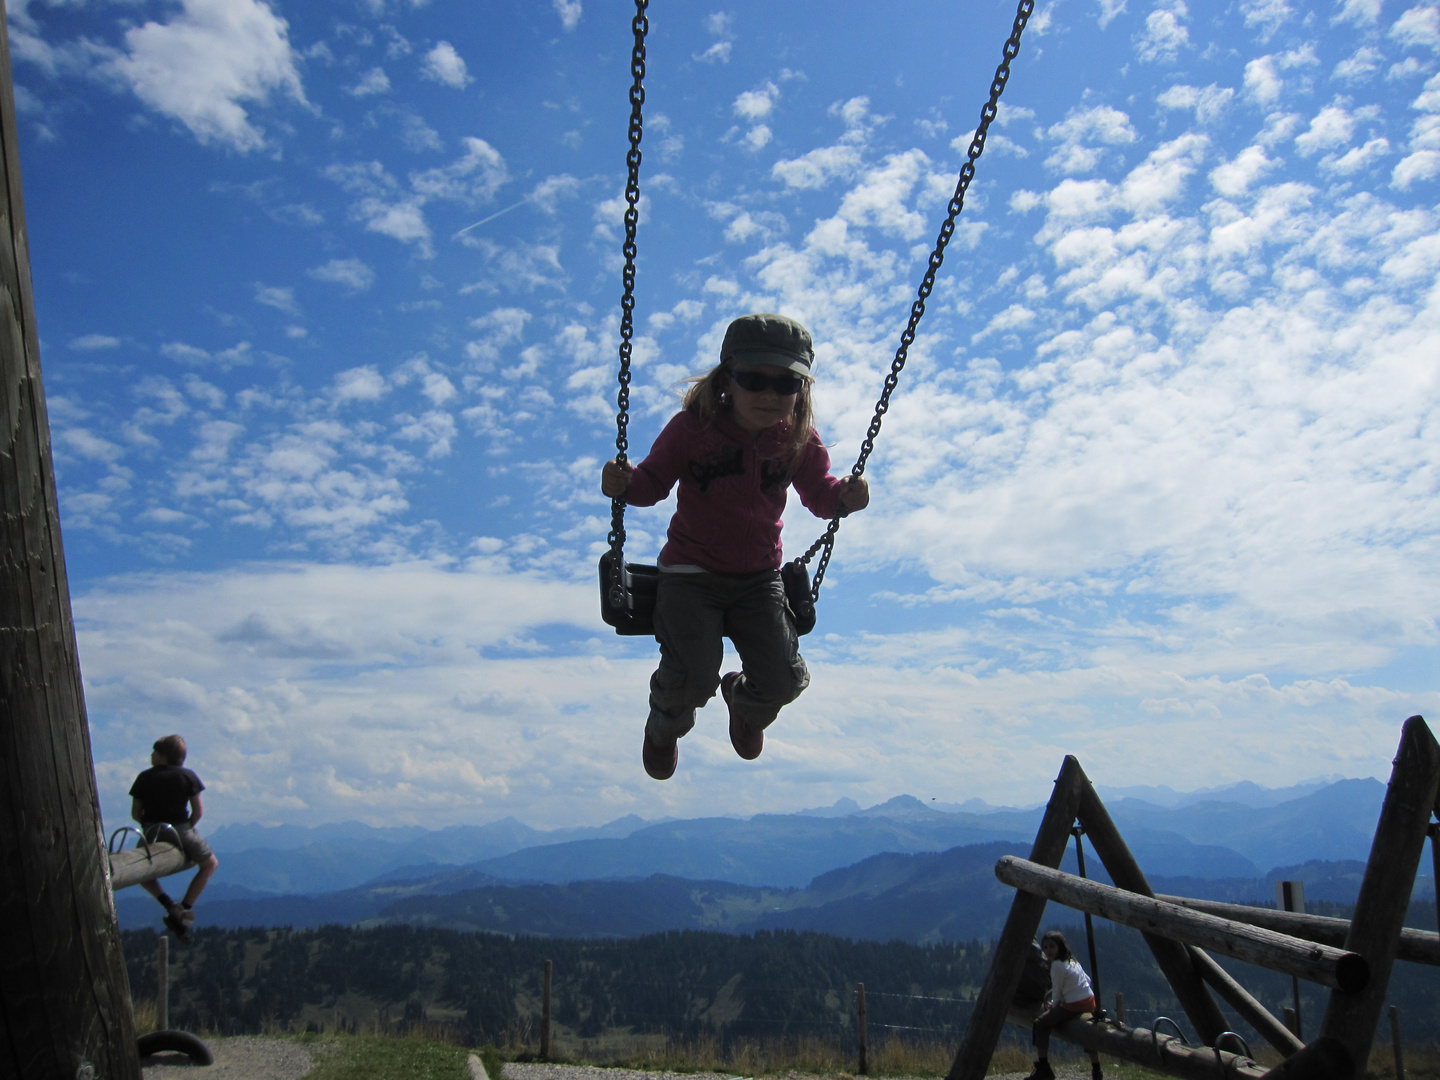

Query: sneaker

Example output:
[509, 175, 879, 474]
[1023, 1062, 1054, 1080]
[163, 908, 193, 945]
[176, 906, 196, 928]
[722, 672, 763, 760]
[642, 731, 678, 781]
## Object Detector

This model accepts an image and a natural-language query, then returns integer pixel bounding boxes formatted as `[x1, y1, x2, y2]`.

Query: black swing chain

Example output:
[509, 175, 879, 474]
[797, 0, 1035, 602]
[607, 0, 649, 607]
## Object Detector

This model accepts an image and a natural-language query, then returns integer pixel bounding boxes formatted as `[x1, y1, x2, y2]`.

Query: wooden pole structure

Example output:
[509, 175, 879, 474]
[1077, 780, 1229, 1045]
[856, 981, 868, 1076]
[946, 756, 1086, 1080]
[110, 842, 195, 891]
[1003, 1007, 1269, 1080]
[0, 1, 141, 1075]
[1114, 992, 1125, 1026]
[540, 958, 552, 1061]
[1319, 715, 1440, 1072]
[1186, 946, 1303, 1056]
[157, 935, 170, 1032]
[995, 858, 1369, 992]
[1156, 895, 1440, 967]
[1389, 1005, 1404, 1080]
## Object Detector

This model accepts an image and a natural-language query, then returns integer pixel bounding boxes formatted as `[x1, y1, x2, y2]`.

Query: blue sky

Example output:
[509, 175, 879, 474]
[12, 0, 1439, 831]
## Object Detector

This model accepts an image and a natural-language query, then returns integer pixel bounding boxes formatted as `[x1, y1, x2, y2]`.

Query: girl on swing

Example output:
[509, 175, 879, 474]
[601, 313, 870, 780]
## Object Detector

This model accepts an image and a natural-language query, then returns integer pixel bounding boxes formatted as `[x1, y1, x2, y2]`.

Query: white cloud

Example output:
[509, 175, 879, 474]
[1209, 144, 1279, 196]
[1324, 136, 1391, 174]
[552, 0, 582, 31]
[422, 41, 470, 88]
[1096, 0, 1128, 28]
[253, 283, 299, 315]
[773, 145, 863, 189]
[733, 82, 778, 121]
[743, 124, 772, 151]
[1046, 105, 1138, 173]
[1156, 83, 1235, 124]
[332, 366, 387, 403]
[349, 67, 390, 97]
[411, 137, 509, 203]
[694, 41, 732, 64]
[1137, 0, 1190, 63]
[1295, 103, 1357, 154]
[1241, 0, 1293, 38]
[70, 333, 120, 350]
[104, 0, 307, 153]
[1333, 0, 1383, 25]
[1390, 5, 1440, 50]
[1392, 148, 1440, 185]
[1333, 46, 1385, 83]
[1244, 56, 1285, 105]
[308, 258, 376, 292]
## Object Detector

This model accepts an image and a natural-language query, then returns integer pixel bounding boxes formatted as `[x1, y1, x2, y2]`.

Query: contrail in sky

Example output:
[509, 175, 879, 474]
[452, 199, 530, 239]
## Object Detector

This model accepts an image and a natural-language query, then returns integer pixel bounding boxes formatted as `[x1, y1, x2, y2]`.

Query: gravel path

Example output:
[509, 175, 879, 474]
[135, 1041, 1096, 1080]
[140, 1036, 316, 1079]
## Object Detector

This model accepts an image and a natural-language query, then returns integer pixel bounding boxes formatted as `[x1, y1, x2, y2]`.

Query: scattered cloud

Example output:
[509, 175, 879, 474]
[422, 41, 470, 88]
[308, 258, 377, 292]
[553, 0, 582, 32]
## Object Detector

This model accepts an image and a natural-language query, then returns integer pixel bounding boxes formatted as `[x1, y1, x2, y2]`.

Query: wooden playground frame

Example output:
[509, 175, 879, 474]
[946, 714, 1440, 1080]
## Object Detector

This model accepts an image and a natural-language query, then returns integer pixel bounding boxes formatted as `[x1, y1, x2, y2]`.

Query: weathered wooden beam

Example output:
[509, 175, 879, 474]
[996, 857, 1369, 993]
[946, 756, 1086, 1080]
[1078, 780, 1230, 1045]
[1157, 894, 1440, 968]
[0, 3, 141, 1075]
[1005, 1006, 1268, 1080]
[1187, 946, 1303, 1056]
[1319, 715, 1440, 1072]
[108, 842, 195, 891]
[1257, 1036, 1355, 1080]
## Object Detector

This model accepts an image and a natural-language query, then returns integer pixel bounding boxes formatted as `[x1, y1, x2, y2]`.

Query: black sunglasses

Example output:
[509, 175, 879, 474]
[730, 368, 806, 396]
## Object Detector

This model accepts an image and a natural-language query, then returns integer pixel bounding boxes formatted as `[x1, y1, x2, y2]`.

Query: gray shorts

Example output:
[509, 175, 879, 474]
[144, 822, 213, 865]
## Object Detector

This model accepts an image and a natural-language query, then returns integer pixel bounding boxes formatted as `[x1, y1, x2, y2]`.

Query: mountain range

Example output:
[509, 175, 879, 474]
[114, 777, 1436, 942]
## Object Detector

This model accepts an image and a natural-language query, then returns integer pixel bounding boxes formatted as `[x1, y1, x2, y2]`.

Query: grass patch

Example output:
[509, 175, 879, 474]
[295, 1033, 472, 1080]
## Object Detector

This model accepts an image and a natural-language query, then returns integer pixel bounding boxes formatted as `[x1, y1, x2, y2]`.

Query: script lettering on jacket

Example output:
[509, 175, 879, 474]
[688, 446, 745, 492]
[759, 458, 791, 493]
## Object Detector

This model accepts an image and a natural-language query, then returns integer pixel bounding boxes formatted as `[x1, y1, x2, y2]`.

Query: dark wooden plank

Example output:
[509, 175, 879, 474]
[1318, 715, 1440, 1071]
[0, 0, 141, 1073]
[1078, 780, 1230, 1045]
[946, 755, 1086, 1080]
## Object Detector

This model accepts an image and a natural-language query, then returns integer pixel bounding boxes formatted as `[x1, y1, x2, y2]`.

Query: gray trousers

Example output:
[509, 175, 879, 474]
[646, 569, 809, 743]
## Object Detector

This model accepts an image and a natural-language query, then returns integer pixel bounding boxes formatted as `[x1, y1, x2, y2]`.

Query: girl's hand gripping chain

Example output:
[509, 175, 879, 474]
[602, 459, 634, 498]
[837, 474, 869, 514]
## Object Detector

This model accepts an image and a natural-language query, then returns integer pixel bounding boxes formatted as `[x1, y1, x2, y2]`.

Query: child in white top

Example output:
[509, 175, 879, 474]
[1026, 930, 1103, 1080]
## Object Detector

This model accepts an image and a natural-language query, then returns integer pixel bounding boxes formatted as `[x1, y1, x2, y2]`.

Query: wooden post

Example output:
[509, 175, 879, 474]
[1078, 780, 1229, 1045]
[0, 3, 141, 1076]
[1276, 881, 1305, 1039]
[995, 858, 1368, 991]
[856, 981, 868, 1076]
[540, 958, 552, 1061]
[1389, 1005, 1404, 1080]
[157, 935, 169, 1032]
[1187, 946, 1303, 1056]
[1283, 1008, 1298, 1037]
[1319, 716, 1440, 1072]
[946, 755, 1086, 1080]
[1114, 991, 1125, 1026]
[1071, 827, 1104, 1017]
[1258, 1037, 1355, 1080]
[1155, 894, 1440, 967]
[1429, 822, 1440, 938]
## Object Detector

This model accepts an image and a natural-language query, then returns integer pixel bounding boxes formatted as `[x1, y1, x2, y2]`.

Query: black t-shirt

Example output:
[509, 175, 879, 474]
[129, 765, 204, 825]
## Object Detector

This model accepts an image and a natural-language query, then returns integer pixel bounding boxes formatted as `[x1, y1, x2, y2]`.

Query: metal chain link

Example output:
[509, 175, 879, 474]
[799, 0, 1035, 601]
[607, 0, 648, 606]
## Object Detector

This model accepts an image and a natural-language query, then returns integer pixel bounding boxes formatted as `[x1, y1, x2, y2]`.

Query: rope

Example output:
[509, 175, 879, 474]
[606, 0, 648, 607]
[797, 0, 1035, 601]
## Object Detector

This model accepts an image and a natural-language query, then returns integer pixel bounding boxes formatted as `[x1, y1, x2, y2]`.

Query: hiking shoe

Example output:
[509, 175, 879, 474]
[1023, 1062, 1054, 1080]
[642, 731, 678, 781]
[176, 906, 196, 928]
[722, 672, 763, 760]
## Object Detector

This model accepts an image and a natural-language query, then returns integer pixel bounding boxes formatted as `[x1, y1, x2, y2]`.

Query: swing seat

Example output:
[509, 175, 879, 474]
[599, 551, 660, 635]
[599, 551, 816, 637]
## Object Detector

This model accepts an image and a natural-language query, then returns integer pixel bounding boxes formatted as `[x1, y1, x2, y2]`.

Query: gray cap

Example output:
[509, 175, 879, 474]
[720, 313, 813, 376]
